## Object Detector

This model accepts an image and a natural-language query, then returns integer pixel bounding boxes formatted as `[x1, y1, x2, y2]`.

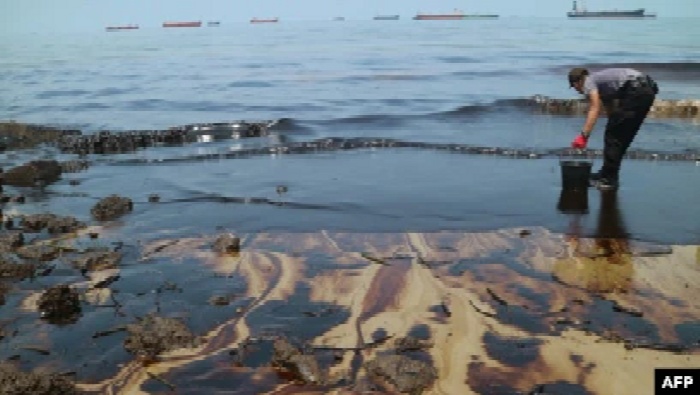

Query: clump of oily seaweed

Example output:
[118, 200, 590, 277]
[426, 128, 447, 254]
[272, 337, 325, 384]
[0, 122, 67, 150]
[91, 195, 133, 221]
[37, 285, 82, 325]
[124, 314, 199, 362]
[365, 354, 437, 394]
[0, 363, 79, 395]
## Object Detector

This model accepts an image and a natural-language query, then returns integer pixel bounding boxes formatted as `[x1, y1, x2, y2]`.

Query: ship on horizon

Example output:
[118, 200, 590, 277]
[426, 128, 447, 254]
[413, 9, 499, 20]
[373, 15, 400, 20]
[567, 1, 656, 19]
[250, 17, 279, 23]
[162, 21, 202, 28]
[105, 24, 139, 32]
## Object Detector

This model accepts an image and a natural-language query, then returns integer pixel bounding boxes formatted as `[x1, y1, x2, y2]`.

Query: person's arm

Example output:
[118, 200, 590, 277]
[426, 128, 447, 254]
[581, 89, 602, 137]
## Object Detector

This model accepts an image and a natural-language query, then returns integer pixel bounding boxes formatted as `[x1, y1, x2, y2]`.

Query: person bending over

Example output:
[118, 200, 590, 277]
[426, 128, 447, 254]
[568, 67, 658, 190]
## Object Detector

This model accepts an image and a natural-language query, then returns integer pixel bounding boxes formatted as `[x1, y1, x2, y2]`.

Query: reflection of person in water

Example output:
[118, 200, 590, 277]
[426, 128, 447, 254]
[555, 191, 634, 293]
[592, 190, 630, 259]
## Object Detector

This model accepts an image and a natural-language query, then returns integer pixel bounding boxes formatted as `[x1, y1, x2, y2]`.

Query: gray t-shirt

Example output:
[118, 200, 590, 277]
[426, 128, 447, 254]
[583, 68, 643, 97]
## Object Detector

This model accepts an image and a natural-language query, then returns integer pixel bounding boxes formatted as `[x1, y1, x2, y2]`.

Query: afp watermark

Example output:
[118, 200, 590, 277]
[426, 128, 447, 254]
[655, 369, 699, 394]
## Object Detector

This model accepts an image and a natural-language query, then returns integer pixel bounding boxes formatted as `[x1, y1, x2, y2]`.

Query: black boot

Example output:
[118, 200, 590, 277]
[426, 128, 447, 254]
[595, 176, 619, 191]
[589, 171, 602, 186]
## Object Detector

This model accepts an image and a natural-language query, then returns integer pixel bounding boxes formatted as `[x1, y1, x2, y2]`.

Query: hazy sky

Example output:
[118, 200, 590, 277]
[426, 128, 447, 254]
[1, 0, 697, 33]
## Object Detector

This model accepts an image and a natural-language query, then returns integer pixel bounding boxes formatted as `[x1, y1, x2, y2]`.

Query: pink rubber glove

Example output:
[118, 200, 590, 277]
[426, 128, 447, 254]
[571, 134, 588, 149]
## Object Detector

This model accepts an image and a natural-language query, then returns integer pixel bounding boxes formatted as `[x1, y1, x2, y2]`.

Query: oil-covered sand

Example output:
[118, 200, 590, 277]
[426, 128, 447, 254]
[2, 226, 699, 394]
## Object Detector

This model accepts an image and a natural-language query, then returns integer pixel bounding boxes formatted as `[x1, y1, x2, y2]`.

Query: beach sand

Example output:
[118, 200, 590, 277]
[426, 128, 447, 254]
[36, 227, 694, 394]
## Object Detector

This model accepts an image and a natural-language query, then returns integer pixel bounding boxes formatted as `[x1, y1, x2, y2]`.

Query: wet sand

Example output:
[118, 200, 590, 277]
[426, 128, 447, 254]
[1, 120, 699, 394]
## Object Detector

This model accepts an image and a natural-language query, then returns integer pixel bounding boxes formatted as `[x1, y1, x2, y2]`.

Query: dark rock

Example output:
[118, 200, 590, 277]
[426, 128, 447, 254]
[0, 282, 10, 306]
[91, 195, 133, 221]
[124, 314, 198, 359]
[272, 337, 324, 384]
[148, 194, 160, 203]
[2, 160, 62, 187]
[0, 362, 79, 395]
[531, 96, 700, 120]
[19, 214, 85, 234]
[37, 285, 81, 324]
[0, 255, 36, 279]
[519, 229, 532, 237]
[208, 295, 232, 306]
[15, 245, 61, 261]
[272, 337, 299, 362]
[213, 233, 241, 254]
[51, 122, 277, 154]
[68, 180, 81, 186]
[71, 251, 122, 272]
[365, 354, 437, 394]
[0, 231, 24, 252]
[0, 122, 67, 150]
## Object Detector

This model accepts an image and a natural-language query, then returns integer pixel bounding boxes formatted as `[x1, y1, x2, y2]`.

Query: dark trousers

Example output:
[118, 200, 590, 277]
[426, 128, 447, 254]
[600, 78, 657, 179]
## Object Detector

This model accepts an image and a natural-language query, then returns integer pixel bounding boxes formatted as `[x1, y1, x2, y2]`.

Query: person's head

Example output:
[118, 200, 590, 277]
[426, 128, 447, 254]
[568, 67, 589, 94]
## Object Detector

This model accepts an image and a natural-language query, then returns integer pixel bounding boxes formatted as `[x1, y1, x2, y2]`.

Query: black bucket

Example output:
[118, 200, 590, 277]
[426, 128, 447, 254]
[560, 160, 592, 190]
[557, 189, 589, 214]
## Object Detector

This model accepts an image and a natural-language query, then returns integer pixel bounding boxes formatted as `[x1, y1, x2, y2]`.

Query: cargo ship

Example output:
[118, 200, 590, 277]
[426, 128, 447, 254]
[373, 15, 400, 20]
[413, 9, 499, 20]
[250, 17, 279, 23]
[162, 21, 202, 28]
[567, 1, 656, 18]
[105, 25, 139, 32]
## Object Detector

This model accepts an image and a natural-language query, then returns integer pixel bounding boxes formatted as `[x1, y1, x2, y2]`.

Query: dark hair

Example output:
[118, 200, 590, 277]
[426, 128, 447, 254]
[568, 68, 589, 86]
